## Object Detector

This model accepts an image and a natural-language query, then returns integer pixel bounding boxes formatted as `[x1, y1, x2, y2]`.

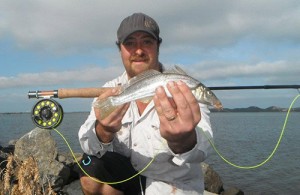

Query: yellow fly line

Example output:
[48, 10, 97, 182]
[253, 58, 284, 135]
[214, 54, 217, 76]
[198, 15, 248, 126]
[52, 94, 300, 183]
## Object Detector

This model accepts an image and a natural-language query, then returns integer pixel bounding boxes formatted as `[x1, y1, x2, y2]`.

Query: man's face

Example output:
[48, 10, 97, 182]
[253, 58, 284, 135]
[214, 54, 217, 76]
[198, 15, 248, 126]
[120, 31, 160, 78]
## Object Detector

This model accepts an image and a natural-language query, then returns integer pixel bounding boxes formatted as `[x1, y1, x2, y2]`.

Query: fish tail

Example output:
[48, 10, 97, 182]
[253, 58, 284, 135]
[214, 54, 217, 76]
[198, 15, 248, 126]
[92, 97, 119, 120]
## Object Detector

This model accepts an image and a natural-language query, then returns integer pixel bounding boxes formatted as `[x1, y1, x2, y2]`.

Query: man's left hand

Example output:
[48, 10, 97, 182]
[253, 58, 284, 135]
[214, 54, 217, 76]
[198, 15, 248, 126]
[153, 81, 201, 154]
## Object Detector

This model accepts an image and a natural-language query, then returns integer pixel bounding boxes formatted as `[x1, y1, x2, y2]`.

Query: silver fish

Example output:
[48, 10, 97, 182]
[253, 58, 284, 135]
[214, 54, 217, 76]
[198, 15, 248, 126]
[93, 66, 222, 119]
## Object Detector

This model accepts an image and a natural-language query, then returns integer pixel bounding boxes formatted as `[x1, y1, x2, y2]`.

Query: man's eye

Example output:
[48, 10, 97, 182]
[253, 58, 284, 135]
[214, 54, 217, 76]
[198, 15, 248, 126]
[143, 39, 154, 45]
[123, 41, 135, 46]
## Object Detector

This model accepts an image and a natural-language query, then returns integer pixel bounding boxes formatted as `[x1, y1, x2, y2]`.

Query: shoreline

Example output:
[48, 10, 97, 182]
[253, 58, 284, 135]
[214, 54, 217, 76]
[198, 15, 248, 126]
[1, 104, 300, 115]
[0, 128, 244, 195]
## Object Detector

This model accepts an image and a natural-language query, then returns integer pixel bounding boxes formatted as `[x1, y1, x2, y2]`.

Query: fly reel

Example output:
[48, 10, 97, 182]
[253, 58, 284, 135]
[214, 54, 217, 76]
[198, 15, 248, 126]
[28, 88, 109, 129]
[31, 98, 63, 129]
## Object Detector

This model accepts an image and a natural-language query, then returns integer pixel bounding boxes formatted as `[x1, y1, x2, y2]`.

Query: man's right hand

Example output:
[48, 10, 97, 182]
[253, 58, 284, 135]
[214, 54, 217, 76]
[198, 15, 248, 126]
[94, 87, 129, 143]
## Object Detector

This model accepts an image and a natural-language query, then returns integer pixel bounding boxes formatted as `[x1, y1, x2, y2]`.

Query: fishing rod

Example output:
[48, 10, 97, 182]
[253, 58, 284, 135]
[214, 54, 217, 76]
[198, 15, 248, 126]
[28, 84, 300, 129]
[28, 85, 300, 99]
[209, 84, 300, 90]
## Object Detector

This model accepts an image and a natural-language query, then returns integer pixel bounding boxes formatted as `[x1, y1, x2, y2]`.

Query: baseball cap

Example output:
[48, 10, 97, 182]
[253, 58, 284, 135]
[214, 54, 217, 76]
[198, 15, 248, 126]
[117, 13, 161, 44]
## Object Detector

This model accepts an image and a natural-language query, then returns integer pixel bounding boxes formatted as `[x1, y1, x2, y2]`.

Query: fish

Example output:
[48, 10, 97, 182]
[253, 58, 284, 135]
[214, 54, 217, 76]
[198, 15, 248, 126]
[93, 65, 222, 119]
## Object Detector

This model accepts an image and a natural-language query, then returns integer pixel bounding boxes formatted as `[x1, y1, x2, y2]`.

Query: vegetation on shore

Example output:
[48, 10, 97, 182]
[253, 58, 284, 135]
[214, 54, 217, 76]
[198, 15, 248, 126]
[0, 155, 56, 195]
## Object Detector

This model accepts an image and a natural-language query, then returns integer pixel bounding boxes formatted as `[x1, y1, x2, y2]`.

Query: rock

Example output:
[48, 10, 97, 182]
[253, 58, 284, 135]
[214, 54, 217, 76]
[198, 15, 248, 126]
[61, 180, 84, 195]
[8, 139, 18, 146]
[221, 187, 244, 195]
[0, 144, 15, 171]
[14, 128, 57, 161]
[204, 190, 219, 195]
[202, 162, 224, 194]
[1, 144, 14, 154]
[14, 127, 70, 191]
[58, 152, 82, 183]
[1, 128, 243, 194]
[0, 151, 7, 171]
[201, 163, 244, 195]
[58, 154, 67, 163]
[39, 159, 70, 191]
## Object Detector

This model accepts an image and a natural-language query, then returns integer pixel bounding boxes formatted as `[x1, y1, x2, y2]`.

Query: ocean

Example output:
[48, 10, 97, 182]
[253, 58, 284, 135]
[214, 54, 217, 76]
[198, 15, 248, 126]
[0, 112, 299, 194]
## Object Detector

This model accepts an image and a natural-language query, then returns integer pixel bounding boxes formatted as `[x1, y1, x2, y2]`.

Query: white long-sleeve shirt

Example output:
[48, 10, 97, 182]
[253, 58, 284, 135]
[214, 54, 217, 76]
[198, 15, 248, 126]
[78, 71, 213, 195]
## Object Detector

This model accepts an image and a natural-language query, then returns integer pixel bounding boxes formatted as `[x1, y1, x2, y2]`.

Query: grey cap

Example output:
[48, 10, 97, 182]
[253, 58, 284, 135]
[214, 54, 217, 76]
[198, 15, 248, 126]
[117, 13, 161, 43]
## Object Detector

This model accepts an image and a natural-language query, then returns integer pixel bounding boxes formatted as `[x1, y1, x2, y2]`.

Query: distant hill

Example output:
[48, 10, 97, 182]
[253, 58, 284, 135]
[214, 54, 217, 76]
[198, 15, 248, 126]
[210, 106, 300, 112]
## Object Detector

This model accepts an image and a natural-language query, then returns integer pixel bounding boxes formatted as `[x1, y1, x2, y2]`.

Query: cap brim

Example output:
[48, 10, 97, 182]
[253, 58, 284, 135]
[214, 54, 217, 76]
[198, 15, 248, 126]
[120, 29, 158, 43]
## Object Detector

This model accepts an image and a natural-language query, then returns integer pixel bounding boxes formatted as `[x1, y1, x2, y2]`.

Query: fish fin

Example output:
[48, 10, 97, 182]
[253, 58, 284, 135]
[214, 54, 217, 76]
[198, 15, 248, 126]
[92, 97, 119, 120]
[163, 65, 187, 75]
[128, 69, 161, 86]
[138, 96, 153, 103]
[174, 65, 188, 74]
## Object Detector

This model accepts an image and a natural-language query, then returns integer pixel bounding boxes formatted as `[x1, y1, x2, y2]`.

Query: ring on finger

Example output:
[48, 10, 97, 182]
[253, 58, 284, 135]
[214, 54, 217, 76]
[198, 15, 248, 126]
[166, 115, 177, 121]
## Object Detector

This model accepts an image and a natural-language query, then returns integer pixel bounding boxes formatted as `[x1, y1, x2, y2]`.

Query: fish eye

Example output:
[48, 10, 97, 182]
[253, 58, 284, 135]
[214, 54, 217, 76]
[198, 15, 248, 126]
[206, 91, 212, 96]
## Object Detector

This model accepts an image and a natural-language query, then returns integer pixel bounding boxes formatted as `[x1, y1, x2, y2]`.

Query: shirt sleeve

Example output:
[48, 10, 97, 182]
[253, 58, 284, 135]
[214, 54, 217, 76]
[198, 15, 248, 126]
[78, 105, 113, 157]
[78, 72, 127, 157]
[169, 103, 213, 166]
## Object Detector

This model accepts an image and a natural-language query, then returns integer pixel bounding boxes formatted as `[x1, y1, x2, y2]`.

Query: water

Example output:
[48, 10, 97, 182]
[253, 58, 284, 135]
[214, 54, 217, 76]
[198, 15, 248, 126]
[1, 112, 299, 194]
[0, 112, 88, 152]
[206, 112, 300, 195]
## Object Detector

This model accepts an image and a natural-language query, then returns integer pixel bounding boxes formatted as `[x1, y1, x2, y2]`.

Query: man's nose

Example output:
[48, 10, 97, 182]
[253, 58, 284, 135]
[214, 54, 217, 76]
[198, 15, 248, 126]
[135, 48, 144, 55]
[134, 43, 144, 55]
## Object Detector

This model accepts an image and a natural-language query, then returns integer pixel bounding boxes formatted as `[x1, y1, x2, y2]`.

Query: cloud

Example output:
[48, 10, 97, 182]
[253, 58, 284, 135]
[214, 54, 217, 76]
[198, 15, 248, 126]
[0, 0, 299, 112]
[1, 59, 298, 90]
[187, 60, 300, 84]
[1, 0, 299, 52]
[0, 65, 124, 89]
[0, 1, 124, 53]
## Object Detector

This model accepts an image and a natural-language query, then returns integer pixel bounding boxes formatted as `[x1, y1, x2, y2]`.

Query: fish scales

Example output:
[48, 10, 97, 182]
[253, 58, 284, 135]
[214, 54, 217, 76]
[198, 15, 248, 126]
[93, 66, 222, 119]
[112, 73, 199, 105]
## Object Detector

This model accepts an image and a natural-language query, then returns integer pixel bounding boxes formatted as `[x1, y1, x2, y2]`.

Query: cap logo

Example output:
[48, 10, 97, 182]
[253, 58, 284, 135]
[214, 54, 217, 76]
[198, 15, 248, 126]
[144, 20, 154, 28]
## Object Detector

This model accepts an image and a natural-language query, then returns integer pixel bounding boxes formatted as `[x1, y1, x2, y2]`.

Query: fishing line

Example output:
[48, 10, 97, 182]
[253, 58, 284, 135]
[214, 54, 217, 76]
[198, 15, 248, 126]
[51, 93, 300, 184]
[52, 127, 157, 184]
[202, 94, 300, 169]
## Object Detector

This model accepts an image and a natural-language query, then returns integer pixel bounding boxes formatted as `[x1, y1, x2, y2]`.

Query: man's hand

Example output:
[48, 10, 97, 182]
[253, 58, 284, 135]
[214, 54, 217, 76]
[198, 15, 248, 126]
[94, 88, 129, 143]
[153, 81, 201, 154]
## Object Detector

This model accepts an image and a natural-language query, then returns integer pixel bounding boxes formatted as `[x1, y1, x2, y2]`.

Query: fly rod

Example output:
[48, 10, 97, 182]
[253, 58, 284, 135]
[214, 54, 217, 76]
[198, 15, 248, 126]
[28, 85, 300, 99]
[209, 85, 300, 90]
[28, 84, 299, 129]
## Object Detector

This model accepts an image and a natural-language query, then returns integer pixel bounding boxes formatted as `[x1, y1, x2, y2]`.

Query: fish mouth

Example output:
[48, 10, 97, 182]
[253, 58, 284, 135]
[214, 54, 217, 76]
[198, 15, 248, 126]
[214, 101, 223, 110]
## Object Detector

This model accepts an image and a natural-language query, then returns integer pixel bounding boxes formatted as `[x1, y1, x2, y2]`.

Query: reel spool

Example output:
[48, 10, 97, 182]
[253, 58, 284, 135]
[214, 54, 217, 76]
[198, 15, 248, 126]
[31, 99, 63, 129]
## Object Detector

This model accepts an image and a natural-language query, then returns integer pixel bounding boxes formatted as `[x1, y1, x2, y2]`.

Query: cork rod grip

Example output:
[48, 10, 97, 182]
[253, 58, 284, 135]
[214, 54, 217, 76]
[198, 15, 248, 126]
[58, 87, 114, 98]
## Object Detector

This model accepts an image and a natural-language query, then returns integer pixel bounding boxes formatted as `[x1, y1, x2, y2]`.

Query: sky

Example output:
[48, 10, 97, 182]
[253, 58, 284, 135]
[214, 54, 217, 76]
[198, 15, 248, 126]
[0, 0, 300, 113]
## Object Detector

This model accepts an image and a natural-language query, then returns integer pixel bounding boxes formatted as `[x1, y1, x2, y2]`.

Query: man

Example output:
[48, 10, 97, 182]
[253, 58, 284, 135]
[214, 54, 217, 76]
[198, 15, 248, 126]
[78, 13, 213, 195]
